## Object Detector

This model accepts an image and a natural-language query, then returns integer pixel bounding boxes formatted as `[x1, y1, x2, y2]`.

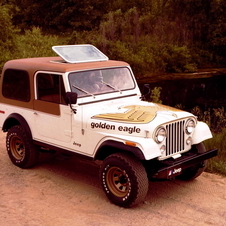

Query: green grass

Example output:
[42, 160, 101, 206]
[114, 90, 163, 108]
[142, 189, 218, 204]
[204, 129, 226, 176]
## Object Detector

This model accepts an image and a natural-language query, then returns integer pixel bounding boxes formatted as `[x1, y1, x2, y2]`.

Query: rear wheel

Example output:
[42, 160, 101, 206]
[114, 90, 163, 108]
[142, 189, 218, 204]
[177, 143, 206, 180]
[6, 125, 39, 168]
[100, 153, 149, 208]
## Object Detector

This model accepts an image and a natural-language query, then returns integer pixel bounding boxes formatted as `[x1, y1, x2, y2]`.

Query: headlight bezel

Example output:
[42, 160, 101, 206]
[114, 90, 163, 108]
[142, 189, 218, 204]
[154, 127, 167, 144]
[185, 118, 196, 135]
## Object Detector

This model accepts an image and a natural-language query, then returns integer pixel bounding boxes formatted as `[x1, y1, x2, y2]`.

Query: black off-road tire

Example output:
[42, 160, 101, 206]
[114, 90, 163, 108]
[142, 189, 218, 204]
[100, 152, 149, 208]
[6, 125, 39, 168]
[177, 142, 206, 181]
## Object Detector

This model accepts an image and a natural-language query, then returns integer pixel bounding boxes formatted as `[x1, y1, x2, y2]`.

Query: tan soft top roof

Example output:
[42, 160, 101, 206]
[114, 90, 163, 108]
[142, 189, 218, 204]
[3, 57, 129, 75]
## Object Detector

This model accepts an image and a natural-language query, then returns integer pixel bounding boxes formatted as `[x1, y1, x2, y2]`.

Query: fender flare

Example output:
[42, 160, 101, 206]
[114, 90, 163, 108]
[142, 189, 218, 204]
[2, 113, 33, 140]
[94, 140, 145, 161]
[192, 121, 212, 144]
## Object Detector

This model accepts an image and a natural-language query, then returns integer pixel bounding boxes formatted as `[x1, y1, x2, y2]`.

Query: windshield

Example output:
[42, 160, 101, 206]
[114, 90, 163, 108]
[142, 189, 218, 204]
[68, 67, 135, 97]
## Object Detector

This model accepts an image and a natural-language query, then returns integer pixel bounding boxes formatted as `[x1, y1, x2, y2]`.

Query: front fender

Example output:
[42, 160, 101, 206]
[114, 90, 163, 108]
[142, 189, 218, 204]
[192, 121, 212, 145]
[94, 135, 161, 161]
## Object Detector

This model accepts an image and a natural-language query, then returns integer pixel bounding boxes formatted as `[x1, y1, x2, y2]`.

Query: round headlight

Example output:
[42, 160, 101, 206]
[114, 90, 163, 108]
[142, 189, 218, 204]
[155, 127, 167, 143]
[185, 119, 196, 134]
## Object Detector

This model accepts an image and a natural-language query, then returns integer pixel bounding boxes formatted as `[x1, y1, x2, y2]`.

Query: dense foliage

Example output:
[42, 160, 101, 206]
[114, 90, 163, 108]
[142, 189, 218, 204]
[1, 0, 226, 75]
[1, 0, 226, 175]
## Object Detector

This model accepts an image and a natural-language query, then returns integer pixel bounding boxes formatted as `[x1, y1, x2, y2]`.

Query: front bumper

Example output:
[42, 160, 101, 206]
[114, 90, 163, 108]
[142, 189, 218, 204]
[153, 148, 218, 179]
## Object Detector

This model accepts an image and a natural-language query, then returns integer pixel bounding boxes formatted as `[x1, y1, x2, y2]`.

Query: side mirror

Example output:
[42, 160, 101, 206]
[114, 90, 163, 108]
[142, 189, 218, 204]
[65, 92, 78, 114]
[65, 92, 77, 105]
[141, 84, 150, 101]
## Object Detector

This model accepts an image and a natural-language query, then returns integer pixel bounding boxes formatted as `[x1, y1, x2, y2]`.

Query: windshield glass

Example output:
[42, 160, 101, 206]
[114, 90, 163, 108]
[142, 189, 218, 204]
[68, 67, 135, 97]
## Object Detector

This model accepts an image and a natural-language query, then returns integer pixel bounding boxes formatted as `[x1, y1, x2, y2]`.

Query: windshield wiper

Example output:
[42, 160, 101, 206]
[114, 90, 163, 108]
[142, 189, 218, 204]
[72, 85, 95, 98]
[102, 82, 122, 94]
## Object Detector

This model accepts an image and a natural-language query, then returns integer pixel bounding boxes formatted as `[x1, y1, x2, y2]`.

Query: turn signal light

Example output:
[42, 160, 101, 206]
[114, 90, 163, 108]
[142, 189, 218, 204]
[125, 141, 136, 147]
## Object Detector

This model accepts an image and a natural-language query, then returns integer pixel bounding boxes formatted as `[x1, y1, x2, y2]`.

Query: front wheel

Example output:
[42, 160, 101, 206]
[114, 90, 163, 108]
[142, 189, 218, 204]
[100, 153, 149, 208]
[177, 142, 206, 181]
[6, 125, 39, 168]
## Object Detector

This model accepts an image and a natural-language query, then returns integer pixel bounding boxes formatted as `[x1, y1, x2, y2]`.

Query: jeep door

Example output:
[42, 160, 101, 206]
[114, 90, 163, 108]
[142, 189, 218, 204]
[33, 72, 76, 144]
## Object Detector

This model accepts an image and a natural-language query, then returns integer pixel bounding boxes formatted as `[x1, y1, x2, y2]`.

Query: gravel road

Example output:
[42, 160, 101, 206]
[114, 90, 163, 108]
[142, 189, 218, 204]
[0, 131, 225, 226]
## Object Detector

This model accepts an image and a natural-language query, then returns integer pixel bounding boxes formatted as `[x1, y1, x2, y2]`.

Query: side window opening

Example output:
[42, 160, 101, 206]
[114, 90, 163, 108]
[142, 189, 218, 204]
[37, 73, 66, 104]
[2, 69, 30, 101]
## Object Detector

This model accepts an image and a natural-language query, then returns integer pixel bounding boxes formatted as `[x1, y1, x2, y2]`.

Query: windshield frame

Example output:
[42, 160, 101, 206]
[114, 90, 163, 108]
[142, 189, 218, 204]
[68, 67, 136, 98]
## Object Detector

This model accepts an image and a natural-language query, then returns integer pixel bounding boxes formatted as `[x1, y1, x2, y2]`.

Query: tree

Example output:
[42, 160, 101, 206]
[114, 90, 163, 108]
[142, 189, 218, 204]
[208, 0, 226, 60]
[10, 0, 111, 33]
[0, 3, 18, 69]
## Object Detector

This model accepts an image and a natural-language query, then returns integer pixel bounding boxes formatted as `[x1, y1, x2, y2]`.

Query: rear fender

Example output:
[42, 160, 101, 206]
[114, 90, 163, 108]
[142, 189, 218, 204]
[2, 113, 32, 140]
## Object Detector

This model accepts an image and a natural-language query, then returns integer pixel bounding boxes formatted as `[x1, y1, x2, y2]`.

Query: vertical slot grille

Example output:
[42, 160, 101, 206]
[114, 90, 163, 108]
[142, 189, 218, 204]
[166, 120, 185, 156]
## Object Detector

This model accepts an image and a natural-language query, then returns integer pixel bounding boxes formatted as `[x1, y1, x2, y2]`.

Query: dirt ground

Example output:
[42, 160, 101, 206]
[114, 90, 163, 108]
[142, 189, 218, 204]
[0, 131, 226, 226]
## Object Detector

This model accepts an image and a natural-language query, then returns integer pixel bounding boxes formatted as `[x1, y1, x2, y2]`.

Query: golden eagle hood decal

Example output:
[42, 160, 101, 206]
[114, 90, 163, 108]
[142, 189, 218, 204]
[92, 104, 183, 124]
